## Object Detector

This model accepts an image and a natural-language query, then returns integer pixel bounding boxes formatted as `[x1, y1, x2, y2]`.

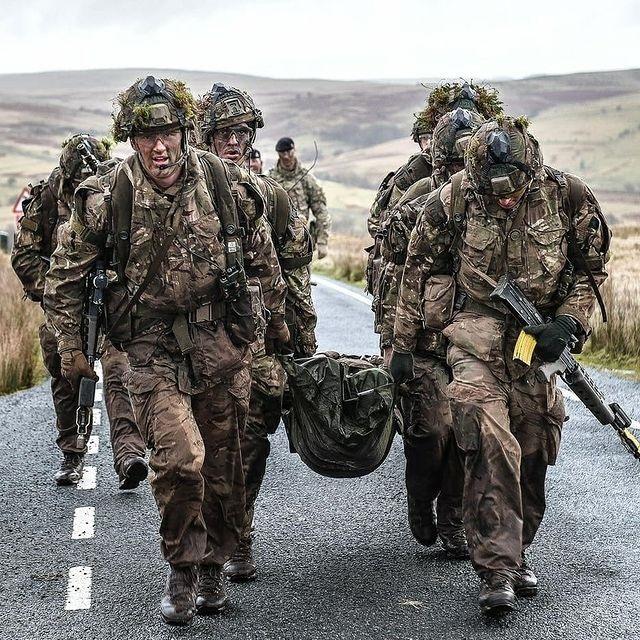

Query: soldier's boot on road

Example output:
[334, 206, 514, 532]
[160, 565, 198, 626]
[118, 455, 149, 491]
[478, 571, 517, 617]
[438, 527, 470, 560]
[514, 559, 538, 597]
[407, 497, 438, 546]
[223, 534, 257, 582]
[54, 453, 84, 486]
[196, 564, 229, 615]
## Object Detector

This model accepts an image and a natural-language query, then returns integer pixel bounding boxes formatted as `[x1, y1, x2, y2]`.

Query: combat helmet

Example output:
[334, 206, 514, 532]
[413, 81, 503, 141]
[111, 76, 197, 142]
[465, 116, 543, 196]
[59, 134, 112, 183]
[197, 83, 264, 145]
[430, 108, 485, 184]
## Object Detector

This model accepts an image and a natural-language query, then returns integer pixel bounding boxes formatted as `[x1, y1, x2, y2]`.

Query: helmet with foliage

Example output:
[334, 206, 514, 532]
[412, 81, 502, 141]
[431, 108, 485, 183]
[111, 76, 197, 142]
[197, 83, 264, 145]
[59, 134, 112, 182]
[465, 116, 543, 196]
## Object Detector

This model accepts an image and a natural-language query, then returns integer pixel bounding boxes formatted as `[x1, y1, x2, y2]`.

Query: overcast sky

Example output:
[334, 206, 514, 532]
[2, 0, 639, 80]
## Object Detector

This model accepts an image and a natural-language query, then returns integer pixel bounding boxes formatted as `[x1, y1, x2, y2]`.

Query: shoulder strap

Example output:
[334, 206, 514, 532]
[103, 162, 133, 282]
[544, 166, 608, 322]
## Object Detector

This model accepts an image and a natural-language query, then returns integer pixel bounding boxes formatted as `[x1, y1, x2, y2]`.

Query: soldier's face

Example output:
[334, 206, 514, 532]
[418, 134, 430, 152]
[278, 148, 296, 170]
[132, 128, 183, 185]
[249, 156, 263, 173]
[213, 125, 252, 163]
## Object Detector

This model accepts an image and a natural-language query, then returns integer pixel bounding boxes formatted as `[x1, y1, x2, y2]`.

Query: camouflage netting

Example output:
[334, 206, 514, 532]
[412, 81, 503, 140]
[465, 116, 543, 194]
[111, 77, 197, 142]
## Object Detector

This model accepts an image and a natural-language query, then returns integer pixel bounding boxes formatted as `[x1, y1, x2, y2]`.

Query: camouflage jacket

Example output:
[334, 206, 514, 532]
[11, 168, 71, 302]
[393, 169, 610, 380]
[375, 175, 444, 354]
[269, 160, 330, 246]
[44, 148, 286, 394]
[367, 152, 432, 239]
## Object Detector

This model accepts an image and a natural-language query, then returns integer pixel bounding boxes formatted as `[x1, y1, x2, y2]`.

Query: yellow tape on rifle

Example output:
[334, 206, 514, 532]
[622, 428, 640, 453]
[513, 330, 537, 365]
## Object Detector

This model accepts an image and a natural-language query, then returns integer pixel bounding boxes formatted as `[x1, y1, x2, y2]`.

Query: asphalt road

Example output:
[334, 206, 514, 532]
[0, 274, 639, 640]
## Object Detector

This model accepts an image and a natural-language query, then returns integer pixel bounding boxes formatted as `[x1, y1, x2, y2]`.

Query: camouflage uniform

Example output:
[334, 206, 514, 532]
[197, 84, 317, 578]
[43, 79, 287, 582]
[269, 160, 330, 249]
[11, 137, 144, 479]
[393, 118, 610, 588]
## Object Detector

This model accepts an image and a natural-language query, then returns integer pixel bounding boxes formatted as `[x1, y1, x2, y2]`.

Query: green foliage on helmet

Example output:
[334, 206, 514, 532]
[59, 134, 113, 181]
[111, 76, 197, 142]
[412, 81, 503, 141]
[196, 83, 264, 144]
[464, 116, 543, 196]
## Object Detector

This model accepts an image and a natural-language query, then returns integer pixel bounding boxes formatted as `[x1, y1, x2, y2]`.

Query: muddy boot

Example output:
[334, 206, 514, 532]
[118, 455, 148, 491]
[478, 571, 517, 617]
[196, 564, 229, 614]
[54, 453, 84, 486]
[514, 558, 538, 597]
[223, 534, 257, 582]
[407, 497, 438, 546]
[439, 527, 470, 560]
[160, 565, 198, 626]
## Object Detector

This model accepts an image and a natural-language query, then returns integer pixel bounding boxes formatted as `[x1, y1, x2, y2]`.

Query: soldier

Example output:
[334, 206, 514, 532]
[390, 116, 610, 615]
[269, 136, 331, 259]
[43, 76, 288, 625]
[249, 149, 263, 174]
[197, 83, 317, 581]
[370, 84, 503, 550]
[380, 109, 485, 558]
[11, 134, 147, 489]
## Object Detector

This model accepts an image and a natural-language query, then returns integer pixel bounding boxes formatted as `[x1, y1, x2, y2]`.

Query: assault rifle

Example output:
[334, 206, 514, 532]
[76, 260, 108, 449]
[490, 273, 640, 460]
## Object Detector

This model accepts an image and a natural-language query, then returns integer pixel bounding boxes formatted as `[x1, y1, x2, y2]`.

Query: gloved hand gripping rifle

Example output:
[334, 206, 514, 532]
[76, 260, 108, 449]
[490, 273, 640, 460]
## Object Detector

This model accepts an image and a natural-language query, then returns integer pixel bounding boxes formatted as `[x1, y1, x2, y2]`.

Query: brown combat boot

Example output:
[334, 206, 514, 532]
[439, 527, 470, 560]
[196, 564, 229, 615]
[54, 453, 84, 486]
[514, 558, 538, 597]
[223, 535, 257, 582]
[407, 498, 438, 546]
[160, 565, 198, 626]
[478, 570, 517, 617]
[118, 455, 149, 491]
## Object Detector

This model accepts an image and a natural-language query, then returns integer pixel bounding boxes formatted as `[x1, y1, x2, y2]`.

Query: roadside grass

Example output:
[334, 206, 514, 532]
[313, 234, 368, 288]
[0, 255, 45, 394]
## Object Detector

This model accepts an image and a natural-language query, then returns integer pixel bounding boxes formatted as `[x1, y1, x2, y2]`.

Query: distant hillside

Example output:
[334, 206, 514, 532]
[0, 67, 639, 231]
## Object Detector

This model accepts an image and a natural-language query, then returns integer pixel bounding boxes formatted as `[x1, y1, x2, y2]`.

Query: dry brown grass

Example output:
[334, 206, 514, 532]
[313, 234, 368, 286]
[0, 255, 45, 394]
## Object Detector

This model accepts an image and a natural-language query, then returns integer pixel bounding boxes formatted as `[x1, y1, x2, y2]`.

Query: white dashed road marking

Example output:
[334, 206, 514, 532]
[77, 466, 96, 490]
[72, 507, 95, 540]
[95, 388, 103, 402]
[314, 274, 371, 306]
[87, 436, 99, 455]
[65, 566, 92, 610]
[92, 408, 101, 427]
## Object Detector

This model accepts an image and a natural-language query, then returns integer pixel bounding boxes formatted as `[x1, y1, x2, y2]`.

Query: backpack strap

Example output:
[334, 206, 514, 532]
[102, 162, 133, 283]
[448, 171, 467, 272]
[544, 166, 608, 322]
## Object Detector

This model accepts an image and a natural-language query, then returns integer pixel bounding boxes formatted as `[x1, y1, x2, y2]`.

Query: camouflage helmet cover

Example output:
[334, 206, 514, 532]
[431, 108, 485, 170]
[111, 76, 197, 142]
[59, 134, 112, 181]
[412, 81, 503, 141]
[197, 83, 264, 142]
[465, 116, 543, 196]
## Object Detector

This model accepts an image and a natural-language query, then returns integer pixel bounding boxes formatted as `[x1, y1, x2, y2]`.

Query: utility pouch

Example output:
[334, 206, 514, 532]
[104, 282, 133, 344]
[226, 285, 261, 347]
[365, 240, 383, 297]
[421, 274, 456, 331]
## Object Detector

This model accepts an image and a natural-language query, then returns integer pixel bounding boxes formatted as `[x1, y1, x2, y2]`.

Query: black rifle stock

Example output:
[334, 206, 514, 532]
[76, 260, 108, 449]
[490, 274, 640, 460]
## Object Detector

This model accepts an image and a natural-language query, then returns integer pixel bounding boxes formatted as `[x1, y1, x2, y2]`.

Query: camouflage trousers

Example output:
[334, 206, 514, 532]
[39, 324, 142, 471]
[400, 354, 464, 536]
[446, 344, 565, 576]
[126, 365, 251, 567]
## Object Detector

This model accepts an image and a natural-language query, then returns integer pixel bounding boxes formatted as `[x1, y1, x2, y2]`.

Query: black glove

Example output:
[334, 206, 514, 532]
[389, 350, 415, 384]
[524, 315, 578, 363]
